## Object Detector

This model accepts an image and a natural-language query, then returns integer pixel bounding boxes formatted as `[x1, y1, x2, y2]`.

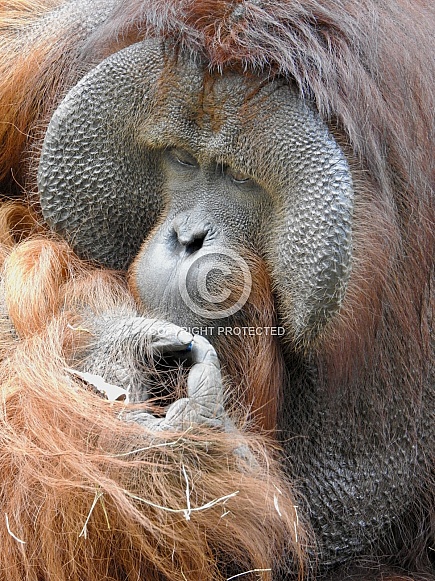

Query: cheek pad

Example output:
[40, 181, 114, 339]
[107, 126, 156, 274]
[38, 39, 166, 269]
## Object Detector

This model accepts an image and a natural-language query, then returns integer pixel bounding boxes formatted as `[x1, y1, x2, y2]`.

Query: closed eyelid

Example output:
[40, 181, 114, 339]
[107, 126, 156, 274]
[226, 167, 251, 183]
[168, 148, 198, 167]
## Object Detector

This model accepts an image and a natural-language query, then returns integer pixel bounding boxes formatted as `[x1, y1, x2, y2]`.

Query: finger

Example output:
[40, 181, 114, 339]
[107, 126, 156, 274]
[105, 317, 193, 352]
[140, 319, 193, 353]
[186, 335, 224, 406]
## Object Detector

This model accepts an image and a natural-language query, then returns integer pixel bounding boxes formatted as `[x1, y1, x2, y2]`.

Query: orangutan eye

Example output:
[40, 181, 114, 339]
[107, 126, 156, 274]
[227, 167, 251, 183]
[169, 148, 198, 167]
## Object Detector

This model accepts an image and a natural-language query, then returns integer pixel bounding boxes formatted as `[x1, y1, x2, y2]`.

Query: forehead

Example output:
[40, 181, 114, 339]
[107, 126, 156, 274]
[137, 49, 286, 160]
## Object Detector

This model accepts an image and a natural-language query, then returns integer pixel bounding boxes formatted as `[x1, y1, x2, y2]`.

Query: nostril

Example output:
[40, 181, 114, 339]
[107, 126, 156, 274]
[172, 214, 211, 253]
[185, 235, 205, 255]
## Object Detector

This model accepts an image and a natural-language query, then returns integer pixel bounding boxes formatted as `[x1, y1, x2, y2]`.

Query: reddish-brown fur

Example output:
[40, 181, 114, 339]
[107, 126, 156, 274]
[207, 257, 285, 433]
[0, 1, 434, 580]
[0, 203, 307, 580]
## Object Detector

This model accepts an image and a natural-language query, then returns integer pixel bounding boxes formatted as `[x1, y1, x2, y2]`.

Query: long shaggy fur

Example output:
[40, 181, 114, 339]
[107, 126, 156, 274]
[0, 1, 434, 580]
[0, 203, 307, 581]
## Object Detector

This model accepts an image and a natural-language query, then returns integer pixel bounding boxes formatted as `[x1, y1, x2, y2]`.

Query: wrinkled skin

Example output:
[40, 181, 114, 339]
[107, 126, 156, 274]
[39, 42, 353, 339]
[1, 0, 430, 577]
[37, 38, 432, 571]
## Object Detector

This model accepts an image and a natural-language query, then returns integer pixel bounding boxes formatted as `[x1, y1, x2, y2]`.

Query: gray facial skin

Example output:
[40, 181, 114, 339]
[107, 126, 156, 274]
[38, 39, 353, 341]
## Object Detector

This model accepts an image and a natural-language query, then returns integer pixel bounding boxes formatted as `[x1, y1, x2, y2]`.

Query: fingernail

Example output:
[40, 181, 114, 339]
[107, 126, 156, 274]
[177, 330, 194, 344]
